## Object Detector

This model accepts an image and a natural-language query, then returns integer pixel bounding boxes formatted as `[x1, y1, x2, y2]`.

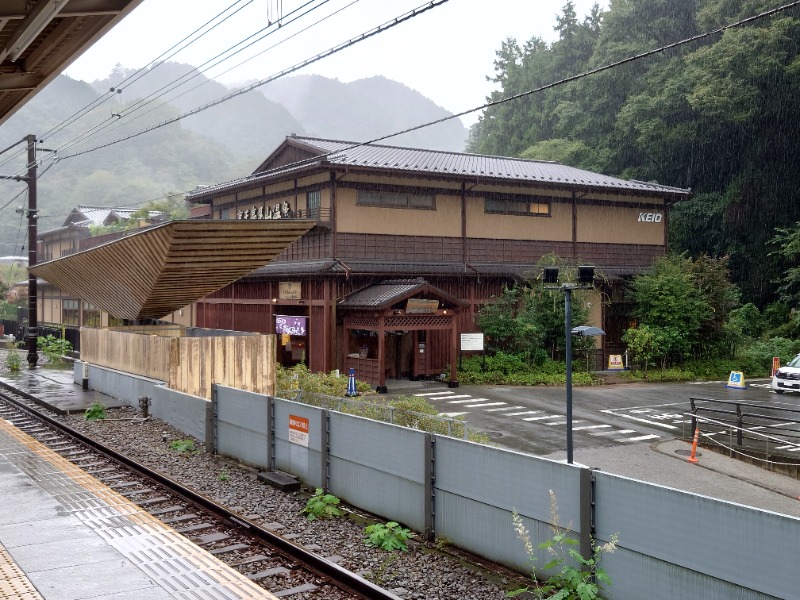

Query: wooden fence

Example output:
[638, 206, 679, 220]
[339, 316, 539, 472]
[80, 327, 275, 399]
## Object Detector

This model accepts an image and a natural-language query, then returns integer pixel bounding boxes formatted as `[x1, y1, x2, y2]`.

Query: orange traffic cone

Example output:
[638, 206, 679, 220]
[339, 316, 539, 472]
[687, 428, 700, 463]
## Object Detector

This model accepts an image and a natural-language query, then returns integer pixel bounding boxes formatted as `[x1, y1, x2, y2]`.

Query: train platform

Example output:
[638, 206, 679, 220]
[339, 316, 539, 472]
[0, 363, 120, 414]
[0, 418, 276, 600]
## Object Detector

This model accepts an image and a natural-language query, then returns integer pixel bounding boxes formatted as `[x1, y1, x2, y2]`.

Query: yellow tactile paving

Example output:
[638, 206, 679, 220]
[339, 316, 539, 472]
[0, 419, 277, 599]
[0, 544, 43, 600]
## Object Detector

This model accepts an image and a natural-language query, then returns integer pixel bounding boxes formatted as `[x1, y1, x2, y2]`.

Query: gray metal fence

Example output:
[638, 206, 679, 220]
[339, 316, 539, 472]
[81, 366, 798, 600]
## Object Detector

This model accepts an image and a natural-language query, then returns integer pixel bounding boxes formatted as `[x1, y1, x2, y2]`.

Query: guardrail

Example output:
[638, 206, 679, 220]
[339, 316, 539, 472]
[689, 396, 800, 460]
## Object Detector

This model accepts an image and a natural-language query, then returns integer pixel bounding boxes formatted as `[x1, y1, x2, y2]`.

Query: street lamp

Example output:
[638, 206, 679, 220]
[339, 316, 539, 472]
[544, 266, 605, 464]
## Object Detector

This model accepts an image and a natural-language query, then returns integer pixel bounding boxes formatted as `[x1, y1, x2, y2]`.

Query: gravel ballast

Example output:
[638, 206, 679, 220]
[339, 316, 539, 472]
[1, 357, 522, 599]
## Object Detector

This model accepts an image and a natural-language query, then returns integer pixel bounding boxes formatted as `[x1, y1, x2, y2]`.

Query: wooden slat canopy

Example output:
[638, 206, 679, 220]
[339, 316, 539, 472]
[30, 219, 314, 320]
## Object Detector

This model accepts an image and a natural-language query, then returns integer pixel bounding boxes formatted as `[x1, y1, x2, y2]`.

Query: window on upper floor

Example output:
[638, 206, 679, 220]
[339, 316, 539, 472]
[83, 302, 101, 328]
[63, 299, 80, 326]
[484, 194, 551, 216]
[307, 190, 321, 218]
[356, 190, 435, 210]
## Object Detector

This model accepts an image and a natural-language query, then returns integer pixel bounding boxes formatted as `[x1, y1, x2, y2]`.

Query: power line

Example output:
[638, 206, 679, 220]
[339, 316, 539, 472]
[39, 0, 257, 144]
[36, 0, 800, 221]
[52, 0, 339, 156]
[58, 0, 450, 160]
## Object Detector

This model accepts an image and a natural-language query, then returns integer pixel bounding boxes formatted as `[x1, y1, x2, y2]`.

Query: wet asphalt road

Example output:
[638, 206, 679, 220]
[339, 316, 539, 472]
[404, 377, 796, 456]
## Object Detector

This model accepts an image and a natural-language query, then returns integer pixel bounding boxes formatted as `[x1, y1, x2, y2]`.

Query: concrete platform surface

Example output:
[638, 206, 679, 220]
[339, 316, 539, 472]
[0, 418, 276, 600]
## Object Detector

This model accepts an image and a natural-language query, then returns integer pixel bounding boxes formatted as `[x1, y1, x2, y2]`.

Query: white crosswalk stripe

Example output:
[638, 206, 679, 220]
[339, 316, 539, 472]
[485, 405, 525, 412]
[572, 424, 612, 431]
[465, 401, 507, 408]
[591, 429, 635, 436]
[523, 415, 562, 421]
[415, 391, 456, 396]
[505, 410, 541, 417]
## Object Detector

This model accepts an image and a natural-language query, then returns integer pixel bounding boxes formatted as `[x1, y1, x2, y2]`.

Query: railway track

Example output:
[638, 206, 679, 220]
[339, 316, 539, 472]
[0, 387, 400, 600]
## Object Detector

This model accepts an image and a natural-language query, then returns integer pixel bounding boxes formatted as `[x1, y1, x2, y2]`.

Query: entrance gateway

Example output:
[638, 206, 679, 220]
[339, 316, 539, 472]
[339, 279, 464, 392]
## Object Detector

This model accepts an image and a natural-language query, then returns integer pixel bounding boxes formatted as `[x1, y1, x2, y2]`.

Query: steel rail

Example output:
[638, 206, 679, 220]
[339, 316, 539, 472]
[0, 387, 401, 600]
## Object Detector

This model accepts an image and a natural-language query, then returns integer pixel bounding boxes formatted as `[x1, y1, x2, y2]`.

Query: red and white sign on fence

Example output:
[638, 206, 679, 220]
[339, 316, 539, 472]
[288, 415, 309, 447]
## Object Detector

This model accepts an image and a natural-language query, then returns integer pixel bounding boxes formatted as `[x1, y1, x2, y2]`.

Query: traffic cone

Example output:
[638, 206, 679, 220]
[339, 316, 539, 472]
[688, 428, 700, 463]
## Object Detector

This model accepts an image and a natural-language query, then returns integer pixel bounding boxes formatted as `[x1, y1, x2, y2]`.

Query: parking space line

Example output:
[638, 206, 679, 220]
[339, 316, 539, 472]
[617, 434, 660, 442]
[544, 419, 571, 426]
[610, 414, 678, 430]
[572, 424, 611, 431]
[448, 398, 489, 404]
[523, 415, 561, 421]
[505, 410, 541, 417]
[466, 402, 506, 408]
[415, 391, 455, 396]
[485, 406, 525, 412]
[591, 429, 634, 436]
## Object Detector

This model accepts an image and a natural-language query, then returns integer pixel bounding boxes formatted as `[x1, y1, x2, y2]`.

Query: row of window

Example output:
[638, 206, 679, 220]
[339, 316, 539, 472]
[63, 299, 103, 327]
[353, 190, 551, 216]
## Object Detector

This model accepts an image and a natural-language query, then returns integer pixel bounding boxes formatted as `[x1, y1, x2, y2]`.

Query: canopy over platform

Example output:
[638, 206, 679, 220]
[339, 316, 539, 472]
[30, 219, 314, 320]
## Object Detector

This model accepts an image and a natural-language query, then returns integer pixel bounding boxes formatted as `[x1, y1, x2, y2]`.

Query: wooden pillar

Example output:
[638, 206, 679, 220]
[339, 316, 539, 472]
[377, 315, 387, 393]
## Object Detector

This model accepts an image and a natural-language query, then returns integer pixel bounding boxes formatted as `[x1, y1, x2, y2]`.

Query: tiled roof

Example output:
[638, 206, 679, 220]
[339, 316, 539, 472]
[339, 278, 464, 309]
[189, 136, 692, 199]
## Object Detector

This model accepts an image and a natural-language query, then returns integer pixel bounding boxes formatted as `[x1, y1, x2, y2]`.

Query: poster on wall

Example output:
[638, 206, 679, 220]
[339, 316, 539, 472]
[288, 415, 309, 447]
[276, 315, 307, 336]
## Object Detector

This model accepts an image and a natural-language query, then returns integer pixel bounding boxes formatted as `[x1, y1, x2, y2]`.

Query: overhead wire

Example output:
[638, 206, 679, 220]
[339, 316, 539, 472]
[61, 0, 362, 148]
[52, 0, 339, 155]
[38, 0, 258, 144]
[58, 0, 450, 161]
[37, 0, 800, 221]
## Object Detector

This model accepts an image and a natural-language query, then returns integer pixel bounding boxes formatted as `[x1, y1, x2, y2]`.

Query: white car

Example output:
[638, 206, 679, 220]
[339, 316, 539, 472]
[772, 354, 800, 393]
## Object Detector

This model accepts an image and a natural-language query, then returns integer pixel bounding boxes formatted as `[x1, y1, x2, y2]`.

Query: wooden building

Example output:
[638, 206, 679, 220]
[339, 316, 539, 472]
[187, 136, 691, 390]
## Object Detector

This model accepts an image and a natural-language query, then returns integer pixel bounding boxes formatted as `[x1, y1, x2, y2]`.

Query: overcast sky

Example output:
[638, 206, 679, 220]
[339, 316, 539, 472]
[65, 0, 607, 128]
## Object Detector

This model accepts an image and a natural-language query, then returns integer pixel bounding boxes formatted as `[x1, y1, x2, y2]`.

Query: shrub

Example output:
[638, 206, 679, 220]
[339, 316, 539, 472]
[84, 401, 106, 421]
[364, 521, 413, 552]
[4, 340, 21, 371]
[37, 334, 72, 365]
[302, 488, 344, 521]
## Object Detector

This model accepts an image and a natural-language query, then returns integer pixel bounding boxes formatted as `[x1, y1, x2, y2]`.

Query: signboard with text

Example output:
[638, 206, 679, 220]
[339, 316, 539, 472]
[406, 298, 439, 314]
[279, 281, 302, 300]
[460, 333, 484, 351]
[288, 415, 309, 447]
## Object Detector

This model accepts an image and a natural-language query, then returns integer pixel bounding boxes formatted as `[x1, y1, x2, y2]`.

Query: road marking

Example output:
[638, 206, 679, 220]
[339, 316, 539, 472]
[439, 412, 469, 417]
[544, 419, 572, 426]
[591, 429, 634, 436]
[485, 405, 525, 412]
[466, 402, 507, 408]
[523, 415, 562, 421]
[617, 434, 660, 442]
[435, 394, 472, 400]
[448, 398, 490, 404]
[608, 413, 678, 430]
[505, 410, 541, 417]
[572, 424, 612, 431]
[415, 391, 455, 396]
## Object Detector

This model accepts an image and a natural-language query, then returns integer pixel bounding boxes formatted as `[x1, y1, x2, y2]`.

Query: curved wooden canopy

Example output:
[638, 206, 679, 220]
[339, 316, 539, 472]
[30, 219, 314, 321]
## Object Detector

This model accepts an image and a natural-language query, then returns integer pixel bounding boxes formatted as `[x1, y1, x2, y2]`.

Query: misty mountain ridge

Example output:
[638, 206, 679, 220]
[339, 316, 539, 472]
[0, 62, 467, 256]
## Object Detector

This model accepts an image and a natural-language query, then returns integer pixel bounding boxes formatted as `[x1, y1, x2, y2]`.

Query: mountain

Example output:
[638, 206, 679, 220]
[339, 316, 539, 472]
[0, 63, 469, 257]
[257, 74, 468, 151]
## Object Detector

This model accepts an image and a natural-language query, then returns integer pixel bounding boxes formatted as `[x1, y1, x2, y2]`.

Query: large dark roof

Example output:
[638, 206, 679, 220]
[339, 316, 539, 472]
[189, 136, 692, 201]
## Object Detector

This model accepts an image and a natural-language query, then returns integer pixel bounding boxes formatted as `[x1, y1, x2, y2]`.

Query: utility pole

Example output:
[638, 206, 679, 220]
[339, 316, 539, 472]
[25, 134, 38, 367]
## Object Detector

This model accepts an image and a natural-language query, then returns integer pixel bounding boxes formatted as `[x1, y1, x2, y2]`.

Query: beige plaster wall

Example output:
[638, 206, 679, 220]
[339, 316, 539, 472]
[577, 204, 665, 244]
[465, 197, 572, 240]
[335, 189, 461, 236]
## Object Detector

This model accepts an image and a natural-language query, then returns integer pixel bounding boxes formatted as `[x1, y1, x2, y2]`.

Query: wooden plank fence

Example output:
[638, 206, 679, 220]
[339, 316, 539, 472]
[81, 327, 275, 399]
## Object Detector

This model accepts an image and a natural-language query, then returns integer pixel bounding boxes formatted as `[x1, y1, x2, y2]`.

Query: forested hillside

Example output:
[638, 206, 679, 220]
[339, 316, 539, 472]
[468, 0, 800, 307]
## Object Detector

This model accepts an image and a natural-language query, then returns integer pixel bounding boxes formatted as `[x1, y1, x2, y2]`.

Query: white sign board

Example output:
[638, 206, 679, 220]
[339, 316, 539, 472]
[460, 333, 484, 351]
[288, 415, 309, 447]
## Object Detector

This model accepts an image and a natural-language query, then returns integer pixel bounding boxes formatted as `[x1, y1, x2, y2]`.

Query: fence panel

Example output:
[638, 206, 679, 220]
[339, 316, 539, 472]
[433, 436, 583, 573]
[80, 327, 172, 381]
[272, 398, 327, 489]
[215, 386, 270, 469]
[328, 412, 427, 532]
[594, 471, 796, 600]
